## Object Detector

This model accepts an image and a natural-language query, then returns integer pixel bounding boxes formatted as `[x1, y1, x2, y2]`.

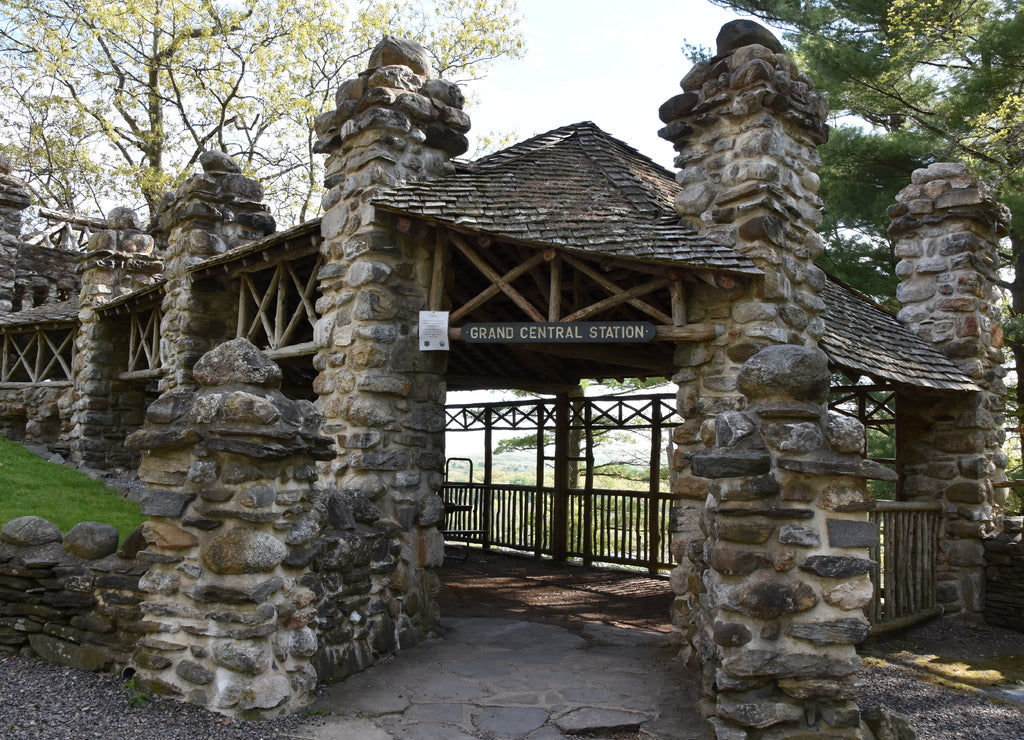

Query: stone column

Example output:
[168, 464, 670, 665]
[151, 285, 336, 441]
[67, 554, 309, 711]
[690, 345, 894, 738]
[0, 154, 31, 313]
[157, 151, 275, 393]
[70, 207, 162, 469]
[126, 339, 335, 718]
[312, 36, 469, 649]
[889, 162, 1010, 614]
[657, 20, 831, 649]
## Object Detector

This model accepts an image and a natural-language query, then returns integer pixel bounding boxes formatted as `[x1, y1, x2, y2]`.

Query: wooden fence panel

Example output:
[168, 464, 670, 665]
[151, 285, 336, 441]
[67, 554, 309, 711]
[866, 500, 942, 634]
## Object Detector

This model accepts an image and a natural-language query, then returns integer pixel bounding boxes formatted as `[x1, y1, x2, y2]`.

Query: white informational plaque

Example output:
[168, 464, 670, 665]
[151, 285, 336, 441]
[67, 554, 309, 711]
[419, 311, 449, 351]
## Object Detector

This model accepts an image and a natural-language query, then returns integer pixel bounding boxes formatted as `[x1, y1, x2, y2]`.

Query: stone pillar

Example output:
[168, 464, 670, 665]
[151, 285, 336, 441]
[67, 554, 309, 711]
[889, 162, 1010, 614]
[657, 20, 832, 649]
[0, 154, 31, 313]
[311, 36, 469, 649]
[70, 207, 162, 469]
[690, 345, 893, 739]
[157, 151, 275, 393]
[126, 339, 335, 718]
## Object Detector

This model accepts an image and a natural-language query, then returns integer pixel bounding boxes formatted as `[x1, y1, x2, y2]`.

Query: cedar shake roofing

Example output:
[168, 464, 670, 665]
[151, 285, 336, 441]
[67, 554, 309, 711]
[820, 279, 978, 391]
[375, 121, 979, 390]
[0, 124, 981, 391]
[373, 122, 762, 275]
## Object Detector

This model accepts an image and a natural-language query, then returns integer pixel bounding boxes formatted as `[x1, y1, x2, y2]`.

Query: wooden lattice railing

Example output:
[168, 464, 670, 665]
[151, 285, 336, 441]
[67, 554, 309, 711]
[444, 393, 679, 573]
[126, 305, 163, 374]
[0, 326, 75, 383]
[864, 500, 942, 634]
[236, 254, 322, 358]
[441, 482, 676, 572]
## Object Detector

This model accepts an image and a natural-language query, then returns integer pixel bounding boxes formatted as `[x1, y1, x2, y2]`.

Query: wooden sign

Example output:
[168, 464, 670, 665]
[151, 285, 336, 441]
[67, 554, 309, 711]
[461, 321, 655, 343]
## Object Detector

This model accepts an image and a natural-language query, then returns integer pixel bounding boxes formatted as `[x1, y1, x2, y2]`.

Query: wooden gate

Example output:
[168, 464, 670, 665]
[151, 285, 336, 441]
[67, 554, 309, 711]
[863, 500, 942, 634]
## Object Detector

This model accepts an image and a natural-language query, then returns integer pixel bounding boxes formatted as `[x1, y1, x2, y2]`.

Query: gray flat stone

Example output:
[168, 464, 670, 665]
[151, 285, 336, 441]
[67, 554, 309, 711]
[987, 683, 1024, 708]
[450, 658, 516, 679]
[444, 618, 587, 650]
[389, 723, 478, 740]
[309, 681, 412, 716]
[527, 727, 570, 740]
[405, 674, 490, 703]
[560, 685, 628, 704]
[474, 706, 550, 735]
[580, 623, 669, 647]
[403, 702, 467, 724]
[297, 717, 393, 740]
[296, 616, 711, 740]
[554, 707, 648, 734]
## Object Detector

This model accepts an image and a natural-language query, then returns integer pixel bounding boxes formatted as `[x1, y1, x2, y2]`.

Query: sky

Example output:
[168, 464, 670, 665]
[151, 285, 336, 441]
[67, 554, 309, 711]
[446, 0, 766, 413]
[465, 0, 767, 169]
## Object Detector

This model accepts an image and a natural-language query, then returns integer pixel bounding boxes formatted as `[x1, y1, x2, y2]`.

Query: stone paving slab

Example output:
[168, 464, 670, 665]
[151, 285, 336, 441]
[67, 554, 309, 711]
[302, 616, 711, 739]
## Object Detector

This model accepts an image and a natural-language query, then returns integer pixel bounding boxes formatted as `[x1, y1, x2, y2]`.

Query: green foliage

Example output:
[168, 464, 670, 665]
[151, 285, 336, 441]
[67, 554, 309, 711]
[0, 437, 145, 540]
[0, 0, 525, 221]
[816, 127, 937, 305]
[709, 0, 1024, 288]
[713, 0, 1024, 463]
[1007, 488, 1023, 516]
[122, 677, 150, 709]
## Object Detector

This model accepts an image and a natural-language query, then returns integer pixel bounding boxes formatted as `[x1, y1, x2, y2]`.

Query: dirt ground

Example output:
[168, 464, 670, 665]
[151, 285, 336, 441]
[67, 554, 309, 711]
[438, 548, 674, 633]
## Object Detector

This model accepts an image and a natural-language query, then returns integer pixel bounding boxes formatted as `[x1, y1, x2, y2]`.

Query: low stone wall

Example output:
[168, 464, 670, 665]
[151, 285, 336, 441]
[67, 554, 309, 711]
[984, 517, 1024, 632]
[0, 515, 147, 670]
[0, 384, 73, 453]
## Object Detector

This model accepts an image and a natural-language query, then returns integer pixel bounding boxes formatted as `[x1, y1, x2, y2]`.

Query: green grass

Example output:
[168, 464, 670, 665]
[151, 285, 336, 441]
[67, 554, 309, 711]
[0, 437, 145, 542]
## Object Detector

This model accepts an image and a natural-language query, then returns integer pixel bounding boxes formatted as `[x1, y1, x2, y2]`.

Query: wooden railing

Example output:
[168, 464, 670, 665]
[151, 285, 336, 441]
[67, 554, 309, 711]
[126, 305, 163, 375]
[864, 500, 943, 634]
[441, 482, 675, 572]
[0, 326, 75, 383]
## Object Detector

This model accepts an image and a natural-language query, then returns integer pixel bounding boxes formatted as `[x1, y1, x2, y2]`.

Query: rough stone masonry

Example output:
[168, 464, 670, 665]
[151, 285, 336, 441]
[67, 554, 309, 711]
[690, 344, 895, 738]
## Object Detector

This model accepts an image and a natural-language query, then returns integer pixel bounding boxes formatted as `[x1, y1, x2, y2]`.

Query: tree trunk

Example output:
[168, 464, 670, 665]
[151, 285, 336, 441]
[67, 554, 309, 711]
[1008, 231, 1024, 460]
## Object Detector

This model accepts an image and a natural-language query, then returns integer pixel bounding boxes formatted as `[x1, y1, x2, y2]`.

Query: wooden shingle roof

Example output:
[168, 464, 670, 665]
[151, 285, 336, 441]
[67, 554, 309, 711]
[373, 122, 762, 275]
[374, 121, 979, 391]
[820, 279, 978, 391]
[0, 298, 78, 328]
[0, 123, 982, 392]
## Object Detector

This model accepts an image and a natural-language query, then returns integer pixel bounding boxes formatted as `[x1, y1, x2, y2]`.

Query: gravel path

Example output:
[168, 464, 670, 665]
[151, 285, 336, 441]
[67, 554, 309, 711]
[859, 659, 1024, 740]
[0, 655, 307, 740]
[857, 618, 1024, 740]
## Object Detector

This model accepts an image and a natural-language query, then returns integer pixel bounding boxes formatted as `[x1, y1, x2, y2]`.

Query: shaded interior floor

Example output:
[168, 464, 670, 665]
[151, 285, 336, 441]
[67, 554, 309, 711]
[438, 549, 675, 633]
[302, 550, 703, 739]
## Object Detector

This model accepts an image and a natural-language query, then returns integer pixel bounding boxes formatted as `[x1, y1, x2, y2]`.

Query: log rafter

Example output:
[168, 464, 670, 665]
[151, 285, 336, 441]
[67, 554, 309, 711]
[433, 228, 697, 339]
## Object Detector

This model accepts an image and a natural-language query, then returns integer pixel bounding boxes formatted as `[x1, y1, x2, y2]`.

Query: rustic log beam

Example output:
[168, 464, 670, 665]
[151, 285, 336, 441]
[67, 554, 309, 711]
[447, 322, 720, 342]
[548, 254, 562, 322]
[263, 341, 317, 360]
[670, 279, 686, 326]
[430, 228, 446, 311]
[118, 369, 166, 381]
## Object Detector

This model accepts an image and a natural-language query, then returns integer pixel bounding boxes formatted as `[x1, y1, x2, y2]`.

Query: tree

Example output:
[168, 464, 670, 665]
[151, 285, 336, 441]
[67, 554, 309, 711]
[0, 0, 524, 222]
[709, 0, 1024, 442]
